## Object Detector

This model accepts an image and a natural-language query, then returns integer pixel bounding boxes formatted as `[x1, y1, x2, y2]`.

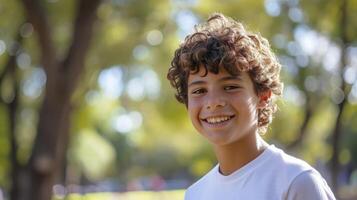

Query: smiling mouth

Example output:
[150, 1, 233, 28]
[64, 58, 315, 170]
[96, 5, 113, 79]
[202, 115, 235, 124]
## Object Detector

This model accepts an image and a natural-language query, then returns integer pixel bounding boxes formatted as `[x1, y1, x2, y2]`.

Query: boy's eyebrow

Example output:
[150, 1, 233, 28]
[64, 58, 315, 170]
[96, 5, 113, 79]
[188, 75, 242, 87]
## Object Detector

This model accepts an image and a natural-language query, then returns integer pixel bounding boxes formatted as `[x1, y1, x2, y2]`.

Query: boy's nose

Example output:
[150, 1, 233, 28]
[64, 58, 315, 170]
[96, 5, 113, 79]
[205, 96, 226, 110]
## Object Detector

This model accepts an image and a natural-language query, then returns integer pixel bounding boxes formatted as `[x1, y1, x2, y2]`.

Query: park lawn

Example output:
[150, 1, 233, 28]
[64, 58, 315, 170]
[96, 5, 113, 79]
[53, 190, 185, 200]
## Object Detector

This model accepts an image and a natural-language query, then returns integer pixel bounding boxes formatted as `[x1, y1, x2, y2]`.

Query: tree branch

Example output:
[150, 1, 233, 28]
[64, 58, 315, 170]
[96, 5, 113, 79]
[62, 0, 101, 94]
[0, 59, 13, 95]
[331, 0, 351, 193]
[20, 0, 56, 73]
[8, 52, 21, 200]
[287, 101, 313, 149]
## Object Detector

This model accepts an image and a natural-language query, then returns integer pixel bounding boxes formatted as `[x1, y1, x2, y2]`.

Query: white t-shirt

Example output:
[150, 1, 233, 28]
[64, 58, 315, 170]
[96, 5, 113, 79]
[185, 145, 336, 200]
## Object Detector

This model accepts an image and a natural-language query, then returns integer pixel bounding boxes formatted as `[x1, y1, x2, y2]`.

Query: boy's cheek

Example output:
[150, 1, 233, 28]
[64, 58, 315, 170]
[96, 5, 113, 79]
[188, 102, 202, 116]
[187, 103, 201, 121]
[187, 98, 198, 108]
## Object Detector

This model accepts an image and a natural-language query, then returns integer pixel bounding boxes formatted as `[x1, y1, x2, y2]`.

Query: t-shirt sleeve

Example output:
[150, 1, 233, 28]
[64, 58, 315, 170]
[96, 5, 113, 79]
[286, 170, 336, 200]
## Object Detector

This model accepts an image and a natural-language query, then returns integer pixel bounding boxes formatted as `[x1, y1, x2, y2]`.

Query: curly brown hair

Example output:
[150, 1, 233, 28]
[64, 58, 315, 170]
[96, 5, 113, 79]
[167, 13, 283, 133]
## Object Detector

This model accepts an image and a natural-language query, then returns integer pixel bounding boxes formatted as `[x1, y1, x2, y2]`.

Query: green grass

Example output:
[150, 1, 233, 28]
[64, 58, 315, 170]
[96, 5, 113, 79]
[53, 190, 185, 200]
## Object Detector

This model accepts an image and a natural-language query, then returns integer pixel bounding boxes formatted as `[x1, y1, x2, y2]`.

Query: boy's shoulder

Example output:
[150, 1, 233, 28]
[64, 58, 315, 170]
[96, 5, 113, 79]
[184, 164, 218, 199]
[270, 146, 336, 199]
[268, 145, 313, 173]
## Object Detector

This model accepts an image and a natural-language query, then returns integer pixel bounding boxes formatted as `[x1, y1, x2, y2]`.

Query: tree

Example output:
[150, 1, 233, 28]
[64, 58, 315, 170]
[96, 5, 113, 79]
[12, 0, 102, 199]
[330, 0, 352, 192]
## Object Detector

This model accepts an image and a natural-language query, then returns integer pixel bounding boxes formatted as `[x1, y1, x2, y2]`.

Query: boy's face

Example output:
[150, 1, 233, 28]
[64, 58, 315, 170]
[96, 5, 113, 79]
[187, 67, 261, 146]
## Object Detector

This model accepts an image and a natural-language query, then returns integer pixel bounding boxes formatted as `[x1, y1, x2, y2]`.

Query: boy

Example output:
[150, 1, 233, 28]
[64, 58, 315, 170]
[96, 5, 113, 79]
[167, 13, 336, 200]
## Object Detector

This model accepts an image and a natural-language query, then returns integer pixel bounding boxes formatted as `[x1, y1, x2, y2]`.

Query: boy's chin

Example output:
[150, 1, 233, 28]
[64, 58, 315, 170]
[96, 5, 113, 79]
[203, 135, 234, 146]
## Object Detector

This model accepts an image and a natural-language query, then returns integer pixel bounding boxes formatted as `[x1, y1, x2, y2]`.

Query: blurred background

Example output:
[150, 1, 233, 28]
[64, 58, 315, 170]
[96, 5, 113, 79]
[0, 0, 356, 199]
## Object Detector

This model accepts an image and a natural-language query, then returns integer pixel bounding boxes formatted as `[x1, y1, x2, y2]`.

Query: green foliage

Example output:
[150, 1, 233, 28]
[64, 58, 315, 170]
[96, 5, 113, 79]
[70, 129, 116, 181]
[300, 0, 357, 40]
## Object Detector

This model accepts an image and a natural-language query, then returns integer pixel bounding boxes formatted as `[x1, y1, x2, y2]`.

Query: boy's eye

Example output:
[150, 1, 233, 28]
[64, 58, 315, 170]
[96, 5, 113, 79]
[224, 85, 240, 91]
[191, 88, 206, 95]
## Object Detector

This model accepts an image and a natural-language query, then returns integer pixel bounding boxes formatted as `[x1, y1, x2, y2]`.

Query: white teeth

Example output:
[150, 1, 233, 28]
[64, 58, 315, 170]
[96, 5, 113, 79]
[206, 116, 231, 124]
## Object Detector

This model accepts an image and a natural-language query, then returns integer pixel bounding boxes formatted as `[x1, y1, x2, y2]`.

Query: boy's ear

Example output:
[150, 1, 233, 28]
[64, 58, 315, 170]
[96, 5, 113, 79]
[257, 90, 272, 109]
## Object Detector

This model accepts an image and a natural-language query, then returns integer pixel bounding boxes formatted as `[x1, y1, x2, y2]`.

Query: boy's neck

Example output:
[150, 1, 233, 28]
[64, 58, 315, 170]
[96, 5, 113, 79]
[214, 134, 268, 176]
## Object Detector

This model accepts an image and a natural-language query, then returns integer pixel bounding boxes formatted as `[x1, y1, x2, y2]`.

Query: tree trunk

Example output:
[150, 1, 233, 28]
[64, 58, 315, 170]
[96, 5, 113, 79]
[9, 56, 20, 200]
[287, 97, 313, 150]
[18, 0, 102, 199]
[28, 82, 72, 200]
[331, 98, 347, 193]
[331, 0, 350, 194]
